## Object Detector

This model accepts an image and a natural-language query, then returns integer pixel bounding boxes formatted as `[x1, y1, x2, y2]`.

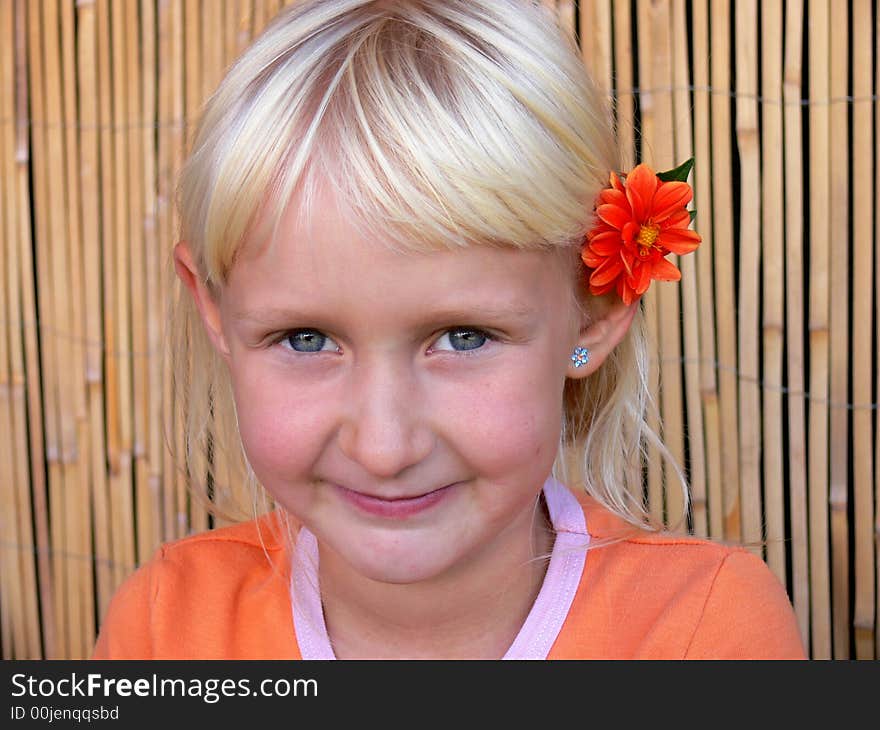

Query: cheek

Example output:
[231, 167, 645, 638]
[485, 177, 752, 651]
[227, 361, 332, 484]
[442, 360, 565, 475]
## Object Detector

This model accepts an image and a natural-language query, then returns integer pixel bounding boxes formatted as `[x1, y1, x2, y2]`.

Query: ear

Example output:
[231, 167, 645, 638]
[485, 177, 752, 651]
[173, 241, 231, 359]
[566, 296, 639, 379]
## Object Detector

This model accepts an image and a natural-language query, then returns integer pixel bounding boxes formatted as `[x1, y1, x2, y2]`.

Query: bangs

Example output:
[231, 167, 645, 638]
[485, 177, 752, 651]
[178, 0, 617, 285]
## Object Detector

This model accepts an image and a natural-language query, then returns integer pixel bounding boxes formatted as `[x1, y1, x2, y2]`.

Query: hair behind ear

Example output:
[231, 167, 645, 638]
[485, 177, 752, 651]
[556, 305, 688, 531]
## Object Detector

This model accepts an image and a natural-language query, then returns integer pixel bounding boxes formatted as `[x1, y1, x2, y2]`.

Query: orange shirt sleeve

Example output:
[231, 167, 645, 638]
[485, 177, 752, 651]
[684, 550, 806, 659]
[91, 551, 162, 660]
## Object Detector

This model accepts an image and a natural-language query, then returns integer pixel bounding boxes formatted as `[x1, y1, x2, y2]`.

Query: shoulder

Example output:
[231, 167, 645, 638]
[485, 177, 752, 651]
[156, 510, 289, 573]
[92, 511, 297, 659]
[560, 491, 806, 659]
[137, 510, 290, 596]
[578, 495, 765, 599]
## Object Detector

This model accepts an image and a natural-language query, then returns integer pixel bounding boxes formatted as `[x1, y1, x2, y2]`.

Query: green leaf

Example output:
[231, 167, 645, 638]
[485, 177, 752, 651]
[657, 157, 695, 182]
[689, 210, 697, 224]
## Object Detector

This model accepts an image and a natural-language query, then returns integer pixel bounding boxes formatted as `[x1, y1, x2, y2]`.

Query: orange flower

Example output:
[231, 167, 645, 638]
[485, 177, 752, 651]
[581, 162, 701, 306]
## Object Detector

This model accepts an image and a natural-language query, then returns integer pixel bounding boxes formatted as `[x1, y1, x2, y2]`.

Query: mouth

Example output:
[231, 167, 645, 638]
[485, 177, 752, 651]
[333, 482, 458, 519]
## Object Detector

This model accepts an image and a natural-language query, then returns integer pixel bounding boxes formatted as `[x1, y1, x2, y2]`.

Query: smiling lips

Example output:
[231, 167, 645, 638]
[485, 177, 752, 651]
[334, 482, 457, 519]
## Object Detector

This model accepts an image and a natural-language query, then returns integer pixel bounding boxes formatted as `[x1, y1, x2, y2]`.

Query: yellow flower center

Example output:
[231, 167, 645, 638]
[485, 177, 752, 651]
[636, 223, 660, 255]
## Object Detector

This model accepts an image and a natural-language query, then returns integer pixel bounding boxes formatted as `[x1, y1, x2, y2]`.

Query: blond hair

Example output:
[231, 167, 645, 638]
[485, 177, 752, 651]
[171, 0, 687, 531]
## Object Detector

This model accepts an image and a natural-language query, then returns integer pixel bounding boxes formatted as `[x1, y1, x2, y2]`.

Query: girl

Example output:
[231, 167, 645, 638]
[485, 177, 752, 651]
[93, 0, 804, 659]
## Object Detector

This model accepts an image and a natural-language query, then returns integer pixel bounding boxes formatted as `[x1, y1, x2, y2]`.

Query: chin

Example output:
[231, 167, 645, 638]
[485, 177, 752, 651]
[332, 530, 468, 586]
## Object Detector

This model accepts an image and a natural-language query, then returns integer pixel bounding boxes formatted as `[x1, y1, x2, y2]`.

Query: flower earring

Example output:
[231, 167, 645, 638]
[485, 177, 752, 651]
[570, 346, 590, 368]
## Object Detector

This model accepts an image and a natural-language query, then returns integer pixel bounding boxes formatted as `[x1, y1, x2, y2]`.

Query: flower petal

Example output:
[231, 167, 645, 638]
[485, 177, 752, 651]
[618, 279, 637, 305]
[590, 279, 616, 296]
[581, 242, 605, 266]
[659, 228, 701, 255]
[621, 221, 639, 245]
[632, 261, 653, 294]
[586, 230, 622, 256]
[650, 256, 682, 281]
[589, 257, 624, 287]
[624, 163, 658, 222]
[664, 209, 691, 228]
[597, 188, 629, 209]
[651, 181, 692, 221]
[596, 202, 632, 230]
[620, 247, 637, 276]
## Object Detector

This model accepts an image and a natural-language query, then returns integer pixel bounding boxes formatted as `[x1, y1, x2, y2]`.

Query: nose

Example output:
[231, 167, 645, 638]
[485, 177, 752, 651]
[337, 358, 435, 479]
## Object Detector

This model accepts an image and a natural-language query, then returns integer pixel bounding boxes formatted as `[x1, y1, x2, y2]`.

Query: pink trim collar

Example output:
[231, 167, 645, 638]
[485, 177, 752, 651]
[290, 476, 589, 659]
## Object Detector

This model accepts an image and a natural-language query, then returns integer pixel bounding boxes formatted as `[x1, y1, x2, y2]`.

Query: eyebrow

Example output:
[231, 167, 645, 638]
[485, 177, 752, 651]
[231, 301, 539, 326]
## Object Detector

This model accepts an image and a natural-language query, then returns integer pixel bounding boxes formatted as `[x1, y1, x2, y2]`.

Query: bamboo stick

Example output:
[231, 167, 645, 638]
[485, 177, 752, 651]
[141, 0, 165, 561]
[577, 0, 599, 76]
[2, 0, 40, 658]
[647, 0, 686, 530]
[158, 0, 174, 543]
[73, 423, 92, 658]
[28, 0, 71, 659]
[185, 0, 208, 534]
[783, 0, 810, 649]
[0, 11, 11, 657]
[41, 0, 80, 656]
[611, 0, 639, 503]
[253, 0, 266, 33]
[760, 0, 787, 586]
[202, 0, 236, 529]
[158, 0, 185, 542]
[184, 0, 201, 149]
[828, 0, 850, 659]
[111, 0, 137, 587]
[24, 0, 51, 657]
[690, 0, 722, 541]
[225, 0, 241, 66]
[170, 0, 188, 540]
[14, 0, 54, 658]
[874, 0, 880, 662]
[709, 0, 741, 542]
[0, 0, 16, 658]
[0, 552, 9, 658]
[691, 0, 724, 539]
[612, 0, 634, 168]
[76, 0, 108, 646]
[635, 1, 663, 526]
[236, 0, 254, 58]
[59, 0, 93, 659]
[735, 0, 762, 557]
[99, 0, 122, 596]
[123, 0, 150, 568]
[807, 0, 831, 660]
[202, 0, 224, 106]
[851, 0, 875, 661]
[265, 0, 282, 20]
[671, 0, 705, 537]
[580, 1, 612, 98]
[0, 10, 26, 656]
[556, 0, 575, 42]
[94, 0, 117, 617]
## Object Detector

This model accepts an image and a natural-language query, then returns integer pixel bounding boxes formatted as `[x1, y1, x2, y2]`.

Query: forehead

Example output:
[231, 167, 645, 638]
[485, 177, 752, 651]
[225, 185, 581, 316]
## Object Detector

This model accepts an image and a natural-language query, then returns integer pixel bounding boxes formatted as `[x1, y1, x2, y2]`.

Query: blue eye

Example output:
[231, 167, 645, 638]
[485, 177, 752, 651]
[432, 328, 489, 352]
[282, 329, 339, 353]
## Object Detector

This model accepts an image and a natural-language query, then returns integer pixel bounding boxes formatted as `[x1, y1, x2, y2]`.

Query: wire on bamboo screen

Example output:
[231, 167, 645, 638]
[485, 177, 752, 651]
[0, 0, 876, 660]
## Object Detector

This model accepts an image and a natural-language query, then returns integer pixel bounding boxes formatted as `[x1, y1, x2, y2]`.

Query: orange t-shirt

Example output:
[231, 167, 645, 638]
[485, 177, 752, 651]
[92, 494, 806, 660]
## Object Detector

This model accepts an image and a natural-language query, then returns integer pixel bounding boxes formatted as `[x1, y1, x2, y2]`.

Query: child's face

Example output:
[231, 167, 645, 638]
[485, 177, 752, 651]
[205, 189, 584, 585]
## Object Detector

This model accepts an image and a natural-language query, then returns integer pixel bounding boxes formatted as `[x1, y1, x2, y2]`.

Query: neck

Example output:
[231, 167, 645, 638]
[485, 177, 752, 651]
[318, 497, 554, 659]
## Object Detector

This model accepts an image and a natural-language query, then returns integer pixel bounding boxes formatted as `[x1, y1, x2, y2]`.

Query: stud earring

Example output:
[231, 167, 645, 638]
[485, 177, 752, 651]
[570, 346, 590, 368]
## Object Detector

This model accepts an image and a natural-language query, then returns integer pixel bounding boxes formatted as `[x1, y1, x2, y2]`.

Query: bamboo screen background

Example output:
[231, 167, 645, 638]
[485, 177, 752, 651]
[0, 0, 877, 661]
